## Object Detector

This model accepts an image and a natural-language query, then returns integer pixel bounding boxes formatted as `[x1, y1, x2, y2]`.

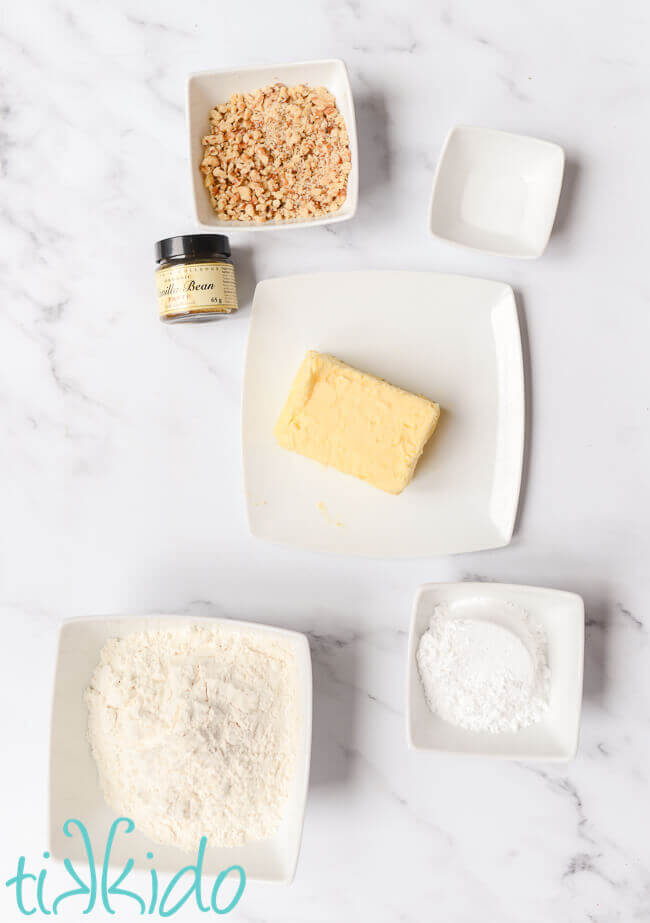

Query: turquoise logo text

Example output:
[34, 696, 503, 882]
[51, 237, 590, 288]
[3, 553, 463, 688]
[6, 817, 246, 916]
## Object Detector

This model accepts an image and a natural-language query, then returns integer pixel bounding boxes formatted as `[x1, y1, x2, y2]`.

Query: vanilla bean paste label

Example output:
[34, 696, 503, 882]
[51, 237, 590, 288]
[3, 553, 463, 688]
[156, 262, 238, 318]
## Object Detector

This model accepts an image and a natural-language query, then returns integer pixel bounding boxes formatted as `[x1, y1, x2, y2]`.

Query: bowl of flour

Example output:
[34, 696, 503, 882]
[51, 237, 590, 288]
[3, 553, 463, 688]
[49, 615, 312, 883]
[406, 583, 584, 760]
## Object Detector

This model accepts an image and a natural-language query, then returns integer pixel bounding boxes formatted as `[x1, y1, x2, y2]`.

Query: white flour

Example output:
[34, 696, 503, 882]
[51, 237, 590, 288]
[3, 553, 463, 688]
[416, 603, 550, 733]
[85, 625, 298, 851]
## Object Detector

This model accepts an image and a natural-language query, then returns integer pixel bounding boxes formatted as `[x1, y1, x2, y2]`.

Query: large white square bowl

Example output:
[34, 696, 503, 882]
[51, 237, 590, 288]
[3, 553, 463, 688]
[407, 583, 584, 760]
[187, 59, 358, 230]
[429, 125, 564, 258]
[49, 615, 312, 883]
[243, 271, 525, 557]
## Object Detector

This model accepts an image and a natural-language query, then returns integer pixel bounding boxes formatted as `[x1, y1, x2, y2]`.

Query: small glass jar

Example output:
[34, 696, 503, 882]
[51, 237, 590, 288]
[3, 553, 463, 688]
[155, 234, 239, 323]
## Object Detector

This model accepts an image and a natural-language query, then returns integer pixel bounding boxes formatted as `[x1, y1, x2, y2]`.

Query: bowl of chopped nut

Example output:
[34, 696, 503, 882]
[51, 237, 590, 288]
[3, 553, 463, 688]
[187, 59, 358, 230]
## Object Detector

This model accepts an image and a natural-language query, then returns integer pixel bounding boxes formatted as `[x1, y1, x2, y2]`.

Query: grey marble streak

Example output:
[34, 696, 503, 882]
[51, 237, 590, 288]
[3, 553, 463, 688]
[1, 0, 650, 922]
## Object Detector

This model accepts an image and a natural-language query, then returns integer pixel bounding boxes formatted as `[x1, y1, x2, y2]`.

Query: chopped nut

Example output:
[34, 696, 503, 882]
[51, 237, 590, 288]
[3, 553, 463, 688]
[200, 82, 351, 223]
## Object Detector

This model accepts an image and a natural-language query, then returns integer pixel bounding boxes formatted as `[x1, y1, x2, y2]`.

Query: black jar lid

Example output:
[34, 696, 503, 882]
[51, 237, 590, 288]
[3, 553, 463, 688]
[155, 234, 231, 263]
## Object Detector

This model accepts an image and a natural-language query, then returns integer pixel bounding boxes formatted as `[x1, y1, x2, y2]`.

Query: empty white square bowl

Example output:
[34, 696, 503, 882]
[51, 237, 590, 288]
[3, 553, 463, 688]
[49, 615, 312, 883]
[407, 583, 584, 760]
[429, 126, 565, 258]
[187, 59, 359, 230]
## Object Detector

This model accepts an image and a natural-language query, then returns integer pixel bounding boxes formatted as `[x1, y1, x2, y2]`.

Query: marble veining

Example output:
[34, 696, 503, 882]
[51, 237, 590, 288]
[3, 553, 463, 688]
[1, 1, 649, 921]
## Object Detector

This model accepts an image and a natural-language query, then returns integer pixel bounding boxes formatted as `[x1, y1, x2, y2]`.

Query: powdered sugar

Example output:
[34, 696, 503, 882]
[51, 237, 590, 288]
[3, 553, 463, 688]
[416, 603, 550, 734]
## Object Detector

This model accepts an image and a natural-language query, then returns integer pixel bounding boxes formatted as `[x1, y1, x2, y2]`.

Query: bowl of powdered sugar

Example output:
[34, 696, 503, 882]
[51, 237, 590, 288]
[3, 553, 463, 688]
[406, 583, 584, 760]
[49, 615, 312, 883]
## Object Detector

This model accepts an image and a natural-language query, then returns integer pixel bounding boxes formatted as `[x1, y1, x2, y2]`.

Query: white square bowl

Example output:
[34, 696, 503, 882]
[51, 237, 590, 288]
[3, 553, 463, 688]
[49, 615, 312, 884]
[187, 59, 359, 230]
[429, 126, 565, 258]
[407, 583, 584, 760]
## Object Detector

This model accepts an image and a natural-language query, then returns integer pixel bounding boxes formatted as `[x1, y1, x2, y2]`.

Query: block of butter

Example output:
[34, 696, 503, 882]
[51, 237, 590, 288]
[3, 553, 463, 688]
[274, 351, 441, 494]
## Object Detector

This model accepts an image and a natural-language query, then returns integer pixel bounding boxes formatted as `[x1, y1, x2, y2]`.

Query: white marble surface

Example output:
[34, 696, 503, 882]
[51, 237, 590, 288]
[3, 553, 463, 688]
[1, 1, 649, 920]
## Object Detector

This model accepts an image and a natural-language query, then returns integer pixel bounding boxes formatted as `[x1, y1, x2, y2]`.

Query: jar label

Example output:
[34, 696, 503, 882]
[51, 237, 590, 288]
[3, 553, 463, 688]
[156, 262, 238, 318]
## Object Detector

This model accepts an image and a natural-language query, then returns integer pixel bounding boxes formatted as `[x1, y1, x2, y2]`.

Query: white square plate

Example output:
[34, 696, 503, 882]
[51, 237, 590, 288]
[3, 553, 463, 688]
[407, 583, 584, 759]
[242, 271, 525, 556]
[429, 125, 565, 258]
[187, 59, 358, 230]
[49, 615, 312, 884]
